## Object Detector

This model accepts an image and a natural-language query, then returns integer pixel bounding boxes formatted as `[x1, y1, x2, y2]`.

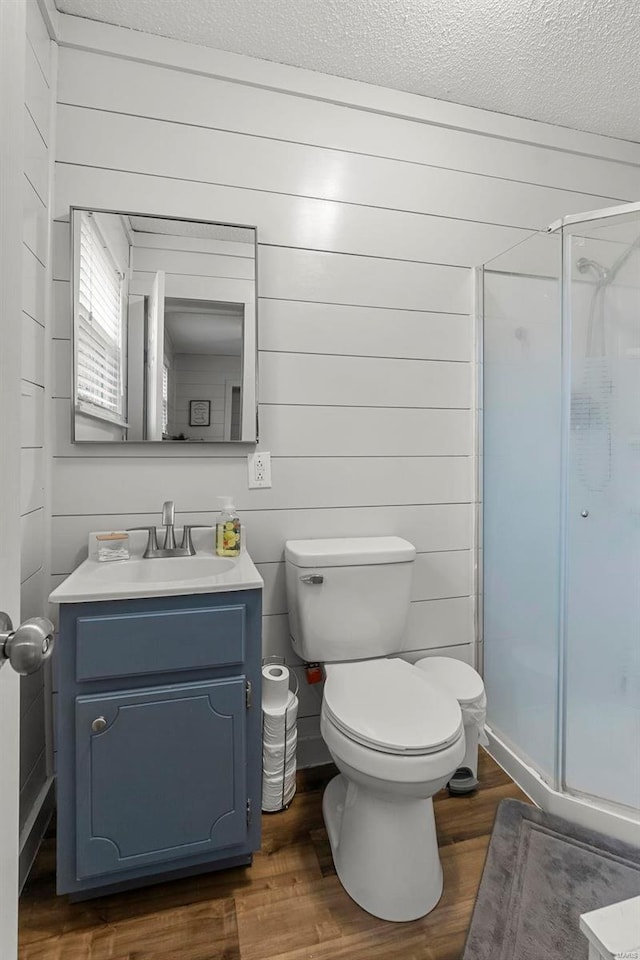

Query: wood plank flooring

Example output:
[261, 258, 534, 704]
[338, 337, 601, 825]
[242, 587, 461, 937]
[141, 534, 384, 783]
[19, 751, 530, 960]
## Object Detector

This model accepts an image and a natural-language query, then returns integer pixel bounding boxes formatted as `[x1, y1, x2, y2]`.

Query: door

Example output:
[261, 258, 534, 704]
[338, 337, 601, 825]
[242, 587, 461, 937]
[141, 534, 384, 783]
[146, 270, 165, 440]
[562, 217, 640, 809]
[0, 1, 26, 956]
[75, 678, 248, 880]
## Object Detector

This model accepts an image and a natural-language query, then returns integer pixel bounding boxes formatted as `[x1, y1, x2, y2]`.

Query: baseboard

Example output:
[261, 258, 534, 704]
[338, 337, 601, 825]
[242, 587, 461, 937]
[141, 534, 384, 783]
[485, 726, 640, 847]
[19, 777, 55, 892]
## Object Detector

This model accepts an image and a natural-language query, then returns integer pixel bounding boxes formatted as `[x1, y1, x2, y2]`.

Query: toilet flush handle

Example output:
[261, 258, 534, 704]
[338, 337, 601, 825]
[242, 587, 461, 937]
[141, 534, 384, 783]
[299, 574, 324, 585]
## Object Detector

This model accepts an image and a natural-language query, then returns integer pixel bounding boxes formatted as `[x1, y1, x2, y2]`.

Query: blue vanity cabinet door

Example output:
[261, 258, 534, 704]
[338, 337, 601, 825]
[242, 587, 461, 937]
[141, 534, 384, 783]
[75, 677, 247, 879]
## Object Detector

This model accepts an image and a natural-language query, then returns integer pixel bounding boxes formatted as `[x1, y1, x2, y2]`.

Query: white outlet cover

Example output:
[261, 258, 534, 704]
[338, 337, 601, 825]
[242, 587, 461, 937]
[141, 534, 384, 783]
[248, 451, 272, 488]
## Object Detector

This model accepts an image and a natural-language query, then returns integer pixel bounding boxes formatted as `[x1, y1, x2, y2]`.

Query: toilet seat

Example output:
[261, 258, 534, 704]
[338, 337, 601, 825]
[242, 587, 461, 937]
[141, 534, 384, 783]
[323, 658, 463, 756]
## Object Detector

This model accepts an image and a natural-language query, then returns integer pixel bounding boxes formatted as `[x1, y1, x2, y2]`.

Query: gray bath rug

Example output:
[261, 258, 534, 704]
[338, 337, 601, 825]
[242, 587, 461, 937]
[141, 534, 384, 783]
[463, 798, 640, 960]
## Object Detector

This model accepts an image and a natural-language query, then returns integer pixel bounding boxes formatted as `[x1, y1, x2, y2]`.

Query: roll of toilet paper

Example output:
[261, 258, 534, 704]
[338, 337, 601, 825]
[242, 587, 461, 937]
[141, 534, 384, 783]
[262, 690, 298, 812]
[262, 663, 290, 712]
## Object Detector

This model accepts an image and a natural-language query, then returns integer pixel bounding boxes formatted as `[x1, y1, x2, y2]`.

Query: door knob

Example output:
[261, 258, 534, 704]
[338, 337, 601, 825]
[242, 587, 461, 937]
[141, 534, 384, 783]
[0, 612, 55, 675]
[91, 716, 107, 733]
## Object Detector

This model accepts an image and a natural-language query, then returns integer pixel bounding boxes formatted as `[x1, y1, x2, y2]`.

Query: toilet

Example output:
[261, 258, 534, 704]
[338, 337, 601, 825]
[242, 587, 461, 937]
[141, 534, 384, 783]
[285, 536, 466, 922]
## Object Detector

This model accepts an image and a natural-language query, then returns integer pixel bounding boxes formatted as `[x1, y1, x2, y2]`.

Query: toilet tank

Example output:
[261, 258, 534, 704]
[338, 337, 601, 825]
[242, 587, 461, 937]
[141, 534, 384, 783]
[284, 537, 416, 662]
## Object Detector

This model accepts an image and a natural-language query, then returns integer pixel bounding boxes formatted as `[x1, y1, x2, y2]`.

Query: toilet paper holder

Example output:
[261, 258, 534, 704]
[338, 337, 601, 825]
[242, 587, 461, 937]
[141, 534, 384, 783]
[261, 656, 300, 698]
[261, 657, 299, 813]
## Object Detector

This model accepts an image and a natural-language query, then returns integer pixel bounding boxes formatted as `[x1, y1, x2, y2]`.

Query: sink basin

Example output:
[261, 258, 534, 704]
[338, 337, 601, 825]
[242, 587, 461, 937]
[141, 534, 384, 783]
[94, 555, 236, 585]
[49, 549, 263, 604]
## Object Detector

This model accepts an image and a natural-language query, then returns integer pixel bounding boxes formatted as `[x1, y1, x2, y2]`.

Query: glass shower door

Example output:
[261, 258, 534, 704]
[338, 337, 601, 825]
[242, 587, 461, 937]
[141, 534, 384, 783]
[482, 232, 563, 784]
[563, 214, 640, 810]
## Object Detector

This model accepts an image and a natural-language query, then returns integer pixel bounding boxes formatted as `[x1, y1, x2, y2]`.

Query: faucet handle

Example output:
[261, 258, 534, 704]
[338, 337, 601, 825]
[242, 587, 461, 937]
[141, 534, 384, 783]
[180, 525, 210, 555]
[161, 501, 175, 526]
[127, 526, 159, 556]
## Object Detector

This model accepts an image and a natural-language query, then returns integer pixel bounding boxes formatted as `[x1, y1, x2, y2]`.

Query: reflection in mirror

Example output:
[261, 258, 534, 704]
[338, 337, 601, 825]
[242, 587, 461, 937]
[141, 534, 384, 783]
[72, 210, 257, 443]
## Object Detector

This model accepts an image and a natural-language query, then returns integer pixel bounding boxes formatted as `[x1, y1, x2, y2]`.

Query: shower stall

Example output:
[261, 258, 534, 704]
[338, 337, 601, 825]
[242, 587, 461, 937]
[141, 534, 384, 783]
[480, 200, 640, 841]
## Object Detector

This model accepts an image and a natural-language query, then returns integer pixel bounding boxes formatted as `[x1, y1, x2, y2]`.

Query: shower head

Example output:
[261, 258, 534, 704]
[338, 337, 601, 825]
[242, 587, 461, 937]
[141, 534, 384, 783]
[577, 257, 609, 283]
[576, 233, 640, 286]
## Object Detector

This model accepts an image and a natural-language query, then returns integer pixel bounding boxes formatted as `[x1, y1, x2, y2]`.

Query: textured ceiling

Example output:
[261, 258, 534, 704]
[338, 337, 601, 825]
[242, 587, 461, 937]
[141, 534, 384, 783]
[55, 0, 640, 142]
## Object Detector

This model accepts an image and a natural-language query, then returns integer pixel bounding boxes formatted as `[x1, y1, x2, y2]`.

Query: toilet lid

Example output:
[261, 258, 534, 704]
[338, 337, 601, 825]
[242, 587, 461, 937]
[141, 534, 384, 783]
[414, 657, 485, 704]
[323, 659, 463, 755]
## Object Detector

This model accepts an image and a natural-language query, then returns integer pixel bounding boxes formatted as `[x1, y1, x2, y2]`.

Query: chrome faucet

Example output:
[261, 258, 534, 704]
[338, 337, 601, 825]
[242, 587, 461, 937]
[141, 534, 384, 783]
[161, 500, 176, 550]
[129, 501, 209, 558]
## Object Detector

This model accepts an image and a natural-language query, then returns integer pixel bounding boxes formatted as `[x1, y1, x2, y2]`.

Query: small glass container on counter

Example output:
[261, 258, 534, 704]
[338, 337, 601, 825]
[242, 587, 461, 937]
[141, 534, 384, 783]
[95, 532, 130, 562]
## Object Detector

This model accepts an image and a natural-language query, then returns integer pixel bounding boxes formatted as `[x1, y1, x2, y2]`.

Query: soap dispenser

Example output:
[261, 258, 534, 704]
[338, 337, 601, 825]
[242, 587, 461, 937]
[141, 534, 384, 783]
[216, 496, 241, 557]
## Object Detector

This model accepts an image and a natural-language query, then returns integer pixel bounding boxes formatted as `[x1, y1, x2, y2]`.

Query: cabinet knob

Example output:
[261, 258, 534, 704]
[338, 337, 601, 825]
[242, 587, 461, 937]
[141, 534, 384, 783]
[91, 716, 107, 733]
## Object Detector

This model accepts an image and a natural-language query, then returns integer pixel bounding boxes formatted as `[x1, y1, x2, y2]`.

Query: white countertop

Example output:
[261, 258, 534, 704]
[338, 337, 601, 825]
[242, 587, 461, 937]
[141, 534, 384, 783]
[580, 896, 640, 959]
[49, 529, 263, 604]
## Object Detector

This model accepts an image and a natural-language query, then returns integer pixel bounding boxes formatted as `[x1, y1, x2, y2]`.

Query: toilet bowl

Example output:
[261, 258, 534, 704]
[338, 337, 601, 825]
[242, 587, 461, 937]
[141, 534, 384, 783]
[284, 536, 465, 921]
[322, 658, 464, 921]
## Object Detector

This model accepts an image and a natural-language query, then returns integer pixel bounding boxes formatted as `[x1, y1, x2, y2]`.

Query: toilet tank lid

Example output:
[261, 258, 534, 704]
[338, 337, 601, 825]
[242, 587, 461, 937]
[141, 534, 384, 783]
[285, 536, 416, 567]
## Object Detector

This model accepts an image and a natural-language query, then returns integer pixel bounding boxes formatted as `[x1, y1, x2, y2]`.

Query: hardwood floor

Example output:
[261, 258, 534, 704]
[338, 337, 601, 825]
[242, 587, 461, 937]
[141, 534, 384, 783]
[19, 751, 529, 960]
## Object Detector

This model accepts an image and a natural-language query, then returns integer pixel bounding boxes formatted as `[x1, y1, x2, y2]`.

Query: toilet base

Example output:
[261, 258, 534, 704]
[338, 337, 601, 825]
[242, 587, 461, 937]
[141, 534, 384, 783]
[322, 774, 444, 922]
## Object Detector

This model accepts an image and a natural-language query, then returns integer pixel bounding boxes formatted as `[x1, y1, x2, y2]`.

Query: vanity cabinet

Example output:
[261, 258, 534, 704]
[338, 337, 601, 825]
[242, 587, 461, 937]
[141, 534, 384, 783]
[54, 588, 262, 898]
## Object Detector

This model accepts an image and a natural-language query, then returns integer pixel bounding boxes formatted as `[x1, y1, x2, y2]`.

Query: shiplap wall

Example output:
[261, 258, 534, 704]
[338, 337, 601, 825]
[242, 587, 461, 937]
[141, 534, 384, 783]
[49, 21, 640, 762]
[20, 0, 54, 877]
[170, 355, 242, 440]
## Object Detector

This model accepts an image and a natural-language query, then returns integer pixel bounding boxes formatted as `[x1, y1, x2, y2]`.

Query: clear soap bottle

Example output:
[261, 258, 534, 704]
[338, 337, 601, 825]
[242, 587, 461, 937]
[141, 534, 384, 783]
[216, 496, 241, 557]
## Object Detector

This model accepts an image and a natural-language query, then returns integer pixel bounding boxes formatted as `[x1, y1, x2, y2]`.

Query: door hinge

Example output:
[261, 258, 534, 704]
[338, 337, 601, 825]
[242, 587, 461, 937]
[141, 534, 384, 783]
[245, 679, 252, 709]
[246, 798, 253, 826]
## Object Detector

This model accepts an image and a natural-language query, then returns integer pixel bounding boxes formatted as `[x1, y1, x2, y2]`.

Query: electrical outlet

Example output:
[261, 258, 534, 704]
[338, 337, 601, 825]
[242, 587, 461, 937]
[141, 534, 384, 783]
[248, 451, 272, 489]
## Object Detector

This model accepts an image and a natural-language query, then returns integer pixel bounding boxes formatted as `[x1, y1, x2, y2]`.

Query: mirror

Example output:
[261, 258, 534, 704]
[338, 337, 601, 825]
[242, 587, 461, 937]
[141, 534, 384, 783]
[71, 209, 257, 443]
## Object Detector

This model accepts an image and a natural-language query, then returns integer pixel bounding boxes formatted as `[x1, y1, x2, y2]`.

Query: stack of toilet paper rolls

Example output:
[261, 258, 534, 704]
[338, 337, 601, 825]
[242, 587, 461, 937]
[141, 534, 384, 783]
[261, 663, 298, 811]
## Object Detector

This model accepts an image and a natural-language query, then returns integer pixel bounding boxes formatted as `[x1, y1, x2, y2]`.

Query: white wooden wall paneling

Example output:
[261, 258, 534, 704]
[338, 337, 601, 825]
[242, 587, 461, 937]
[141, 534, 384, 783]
[21, 316, 44, 386]
[259, 353, 470, 408]
[54, 163, 529, 269]
[24, 38, 49, 144]
[259, 300, 471, 361]
[51, 295, 473, 360]
[22, 248, 45, 324]
[23, 107, 48, 203]
[23, 177, 47, 267]
[54, 223, 471, 317]
[21, 383, 44, 447]
[20, 449, 44, 517]
[51, 343, 471, 411]
[256, 406, 472, 458]
[56, 47, 640, 197]
[262, 596, 473, 662]
[50, 503, 473, 573]
[20, 509, 44, 583]
[52, 456, 472, 516]
[55, 104, 620, 233]
[259, 550, 472, 617]
[20, 569, 45, 622]
[55, 17, 640, 165]
[26, 0, 51, 84]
